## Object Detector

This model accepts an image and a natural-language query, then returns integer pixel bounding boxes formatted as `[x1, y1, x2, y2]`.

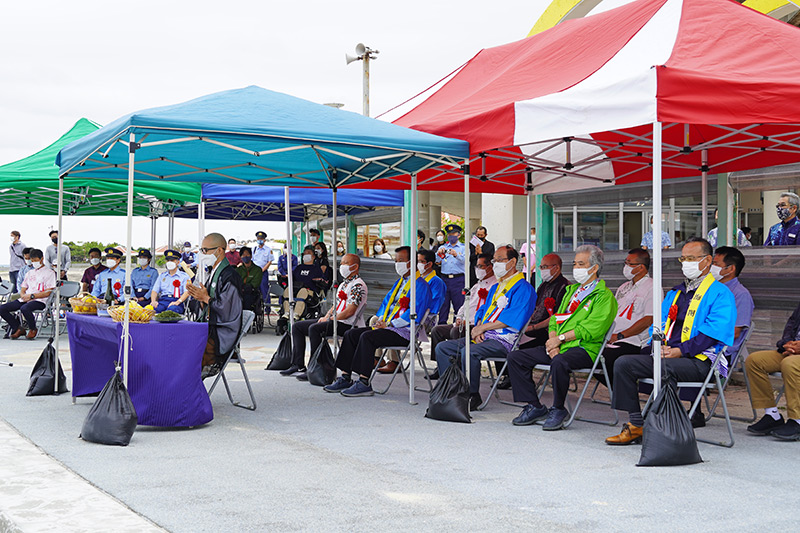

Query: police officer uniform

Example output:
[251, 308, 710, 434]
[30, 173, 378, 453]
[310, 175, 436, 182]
[181, 241, 196, 266]
[434, 223, 466, 324]
[91, 247, 127, 302]
[151, 249, 191, 313]
[131, 248, 159, 301]
[253, 230, 274, 303]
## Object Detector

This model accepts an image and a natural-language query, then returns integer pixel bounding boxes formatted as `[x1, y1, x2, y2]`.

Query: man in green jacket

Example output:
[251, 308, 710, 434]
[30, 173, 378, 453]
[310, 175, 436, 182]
[507, 244, 617, 431]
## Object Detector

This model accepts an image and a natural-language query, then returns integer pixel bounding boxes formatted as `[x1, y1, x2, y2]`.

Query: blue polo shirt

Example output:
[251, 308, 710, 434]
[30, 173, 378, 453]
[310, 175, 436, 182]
[131, 265, 159, 298]
[151, 270, 191, 299]
[91, 267, 127, 299]
[253, 244, 274, 269]
[764, 217, 800, 246]
[436, 242, 465, 275]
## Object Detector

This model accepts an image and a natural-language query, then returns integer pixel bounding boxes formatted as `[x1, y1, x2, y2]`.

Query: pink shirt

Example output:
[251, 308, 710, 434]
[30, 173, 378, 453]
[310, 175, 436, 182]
[21, 266, 57, 303]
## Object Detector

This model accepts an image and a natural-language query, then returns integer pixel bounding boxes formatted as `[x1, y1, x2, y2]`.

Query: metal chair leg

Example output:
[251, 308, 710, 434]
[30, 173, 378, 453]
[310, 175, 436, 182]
[477, 360, 507, 411]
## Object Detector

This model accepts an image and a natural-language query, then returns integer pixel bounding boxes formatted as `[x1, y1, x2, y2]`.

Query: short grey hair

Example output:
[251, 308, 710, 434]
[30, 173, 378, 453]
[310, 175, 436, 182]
[780, 192, 800, 209]
[575, 244, 604, 274]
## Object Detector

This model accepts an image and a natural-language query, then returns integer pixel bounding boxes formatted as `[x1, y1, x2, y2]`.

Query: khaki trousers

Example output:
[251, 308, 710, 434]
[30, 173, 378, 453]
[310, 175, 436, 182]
[745, 350, 800, 419]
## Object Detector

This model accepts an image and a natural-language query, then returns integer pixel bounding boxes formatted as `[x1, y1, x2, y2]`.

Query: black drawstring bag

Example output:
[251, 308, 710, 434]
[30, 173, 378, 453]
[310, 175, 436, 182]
[27, 338, 68, 396]
[638, 376, 703, 467]
[266, 333, 293, 371]
[80, 370, 138, 446]
[425, 356, 471, 423]
[307, 340, 336, 386]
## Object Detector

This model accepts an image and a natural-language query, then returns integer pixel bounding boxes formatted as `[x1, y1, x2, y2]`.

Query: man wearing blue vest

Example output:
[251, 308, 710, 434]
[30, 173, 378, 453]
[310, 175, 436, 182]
[435, 223, 466, 324]
[606, 238, 736, 445]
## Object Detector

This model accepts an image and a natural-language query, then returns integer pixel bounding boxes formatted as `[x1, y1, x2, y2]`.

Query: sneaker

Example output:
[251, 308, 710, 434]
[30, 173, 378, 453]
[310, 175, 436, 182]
[512, 404, 549, 426]
[341, 380, 374, 397]
[323, 376, 352, 393]
[747, 414, 785, 436]
[542, 407, 569, 431]
[771, 419, 800, 441]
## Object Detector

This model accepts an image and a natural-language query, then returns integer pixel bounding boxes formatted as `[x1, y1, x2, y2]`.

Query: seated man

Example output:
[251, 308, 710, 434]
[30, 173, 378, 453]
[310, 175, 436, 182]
[437, 245, 537, 410]
[283, 254, 368, 377]
[323, 246, 432, 397]
[605, 238, 736, 445]
[131, 248, 159, 303]
[377, 248, 445, 374]
[518, 253, 570, 349]
[283, 245, 325, 319]
[80, 247, 106, 293]
[601, 248, 656, 385]
[150, 249, 191, 313]
[236, 246, 263, 310]
[16, 248, 34, 291]
[185, 233, 243, 376]
[508, 245, 616, 430]
[0, 248, 57, 339]
[429, 253, 497, 374]
[746, 299, 800, 440]
[91, 247, 127, 304]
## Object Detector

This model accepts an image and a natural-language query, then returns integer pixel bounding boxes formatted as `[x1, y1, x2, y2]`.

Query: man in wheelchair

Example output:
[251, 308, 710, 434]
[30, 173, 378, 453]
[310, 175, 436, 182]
[275, 246, 325, 334]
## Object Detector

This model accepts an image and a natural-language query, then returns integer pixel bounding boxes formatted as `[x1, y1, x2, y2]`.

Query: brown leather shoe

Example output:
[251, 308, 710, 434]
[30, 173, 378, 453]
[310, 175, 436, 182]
[10, 328, 25, 340]
[377, 361, 399, 374]
[26, 329, 38, 340]
[605, 423, 643, 446]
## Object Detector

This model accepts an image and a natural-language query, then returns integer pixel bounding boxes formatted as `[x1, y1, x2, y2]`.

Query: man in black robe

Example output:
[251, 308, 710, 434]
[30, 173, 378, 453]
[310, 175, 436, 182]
[186, 232, 243, 378]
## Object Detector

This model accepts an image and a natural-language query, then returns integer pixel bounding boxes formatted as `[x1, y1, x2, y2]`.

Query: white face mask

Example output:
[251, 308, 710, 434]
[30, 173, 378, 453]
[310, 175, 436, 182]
[25, 259, 32, 266]
[681, 261, 704, 280]
[138, 258, 149, 266]
[198, 252, 217, 267]
[310, 236, 318, 244]
[710, 264, 724, 281]
[539, 267, 554, 283]
[31, 261, 41, 269]
[90, 258, 100, 266]
[395, 262, 410, 277]
[339, 264, 353, 278]
[417, 262, 427, 274]
[106, 259, 117, 269]
[623, 264, 636, 281]
[374, 245, 384, 253]
[166, 261, 178, 271]
[573, 267, 594, 285]
[228, 243, 236, 251]
[10, 236, 15, 242]
[493, 260, 510, 278]
[436, 235, 444, 243]
[184, 246, 191, 252]
[303, 254, 313, 263]
[475, 267, 487, 280]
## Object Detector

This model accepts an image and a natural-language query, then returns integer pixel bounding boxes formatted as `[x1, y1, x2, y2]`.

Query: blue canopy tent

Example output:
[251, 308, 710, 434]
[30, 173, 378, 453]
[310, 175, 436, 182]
[55, 86, 469, 403]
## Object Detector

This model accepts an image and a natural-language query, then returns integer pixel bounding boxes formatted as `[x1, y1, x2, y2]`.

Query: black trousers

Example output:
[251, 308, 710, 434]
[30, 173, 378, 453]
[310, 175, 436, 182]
[335, 327, 407, 377]
[291, 319, 353, 367]
[611, 353, 711, 413]
[507, 345, 592, 409]
[518, 327, 549, 350]
[599, 342, 642, 387]
[430, 324, 462, 361]
[0, 299, 45, 332]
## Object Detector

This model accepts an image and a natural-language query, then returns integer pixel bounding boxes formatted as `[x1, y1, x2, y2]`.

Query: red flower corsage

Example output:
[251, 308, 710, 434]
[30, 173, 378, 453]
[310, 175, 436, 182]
[113, 281, 122, 290]
[398, 296, 410, 309]
[338, 290, 347, 301]
[478, 288, 489, 300]
[668, 304, 678, 321]
[544, 297, 556, 315]
[173, 280, 181, 288]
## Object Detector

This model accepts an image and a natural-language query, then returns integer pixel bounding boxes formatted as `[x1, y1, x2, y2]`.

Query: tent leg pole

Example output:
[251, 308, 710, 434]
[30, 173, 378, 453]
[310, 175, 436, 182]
[463, 161, 470, 391]
[701, 148, 708, 240]
[525, 168, 532, 282]
[652, 122, 663, 398]
[409, 174, 417, 405]
[198, 198, 205, 252]
[150, 216, 157, 259]
[123, 133, 137, 389]
[332, 187, 339, 367]
[54, 175, 64, 394]
[285, 187, 294, 352]
[168, 211, 174, 249]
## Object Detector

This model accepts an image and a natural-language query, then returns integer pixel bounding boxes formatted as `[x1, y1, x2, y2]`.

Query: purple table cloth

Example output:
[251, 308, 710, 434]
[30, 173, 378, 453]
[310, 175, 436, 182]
[66, 313, 213, 427]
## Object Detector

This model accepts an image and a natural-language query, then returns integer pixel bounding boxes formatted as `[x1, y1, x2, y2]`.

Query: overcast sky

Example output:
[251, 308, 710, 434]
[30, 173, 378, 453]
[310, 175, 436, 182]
[0, 0, 548, 264]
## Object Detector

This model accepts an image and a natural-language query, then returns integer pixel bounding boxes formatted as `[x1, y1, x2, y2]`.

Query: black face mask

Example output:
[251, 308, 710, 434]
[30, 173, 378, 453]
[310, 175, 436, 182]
[51, 237, 58, 244]
[242, 256, 252, 264]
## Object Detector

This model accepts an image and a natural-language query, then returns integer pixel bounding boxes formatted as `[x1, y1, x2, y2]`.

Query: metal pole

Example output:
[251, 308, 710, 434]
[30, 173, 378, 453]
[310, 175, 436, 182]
[150, 216, 157, 259]
[701, 149, 708, 239]
[53, 176, 64, 394]
[332, 187, 339, 367]
[123, 133, 136, 388]
[463, 162, 470, 387]
[198, 197, 205, 252]
[362, 54, 370, 117]
[572, 205, 578, 250]
[525, 168, 532, 282]
[409, 173, 418, 405]
[652, 122, 663, 398]
[168, 211, 174, 249]
[619, 202, 624, 251]
[285, 187, 294, 350]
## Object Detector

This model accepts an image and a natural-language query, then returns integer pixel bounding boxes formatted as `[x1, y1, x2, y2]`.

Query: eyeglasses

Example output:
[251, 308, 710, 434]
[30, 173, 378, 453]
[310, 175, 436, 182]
[677, 255, 709, 263]
[200, 246, 220, 254]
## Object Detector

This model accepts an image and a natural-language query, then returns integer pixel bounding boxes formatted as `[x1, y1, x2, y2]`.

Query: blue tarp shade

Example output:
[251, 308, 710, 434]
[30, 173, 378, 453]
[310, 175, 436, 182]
[173, 184, 404, 221]
[56, 86, 469, 188]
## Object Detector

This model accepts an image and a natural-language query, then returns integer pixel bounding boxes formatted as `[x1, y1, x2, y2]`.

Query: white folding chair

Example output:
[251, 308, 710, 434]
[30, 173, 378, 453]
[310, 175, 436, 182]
[370, 311, 436, 395]
[640, 344, 734, 448]
[207, 310, 257, 410]
[0, 281, 13, 304]
[532, 322, 618, 428]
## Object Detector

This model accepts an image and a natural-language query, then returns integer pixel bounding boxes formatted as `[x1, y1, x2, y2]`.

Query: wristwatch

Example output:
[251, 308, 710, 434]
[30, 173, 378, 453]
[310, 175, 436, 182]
[617, 332, 625, 340]
[558, 334, 566, 342]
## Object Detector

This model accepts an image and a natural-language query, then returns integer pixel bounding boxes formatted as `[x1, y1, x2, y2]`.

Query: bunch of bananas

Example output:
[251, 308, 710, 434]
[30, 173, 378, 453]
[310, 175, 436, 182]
[108, 300, 155, 323]
[70, 294, 104, 314]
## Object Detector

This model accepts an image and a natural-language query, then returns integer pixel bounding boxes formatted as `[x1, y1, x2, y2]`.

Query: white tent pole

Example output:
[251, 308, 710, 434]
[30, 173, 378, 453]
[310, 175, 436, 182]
[168, 211, 174, 248]
[332, 187, 339, 365]
[198, 196, 205, 251]
[285, 187, 294, 349]
[409, 173, 418, 405]
[652, 122, 663, 398]
[619, 202, 624, 250]
[463, 161, 470, 387]
[150, 216, 157, 259]
[123, 133, 136, 388]
[53, 176, 64, 394]
[701, 148, 708, 239]
[525, 168, 532, 282]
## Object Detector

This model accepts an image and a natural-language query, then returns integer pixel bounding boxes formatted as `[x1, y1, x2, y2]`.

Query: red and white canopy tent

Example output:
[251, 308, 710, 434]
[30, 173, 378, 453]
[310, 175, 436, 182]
[391, 0, 800, 393]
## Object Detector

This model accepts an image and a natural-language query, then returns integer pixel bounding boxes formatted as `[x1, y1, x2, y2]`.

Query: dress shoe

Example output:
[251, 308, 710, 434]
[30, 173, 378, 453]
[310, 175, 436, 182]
[280, 364, 301, 376]
[605, 423, 643, 445]
[469, 392, 482, 411]
[377, 361, 399, 374]
[542, 407, 569, 431]
[690, 408, 706, 428]
[424, 370, 439, 381]
[26, 329, 38, 340]
[512, 404, 549, 426]
[10, 328, 26, 340]
[496, 375, 512, 390]
[295, 372, 309, 381]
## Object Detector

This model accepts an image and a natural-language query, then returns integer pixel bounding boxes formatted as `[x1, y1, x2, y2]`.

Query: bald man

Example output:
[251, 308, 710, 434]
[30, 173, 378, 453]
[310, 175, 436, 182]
[284, 254, 369, 380]
[186, 232, 244, 378]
